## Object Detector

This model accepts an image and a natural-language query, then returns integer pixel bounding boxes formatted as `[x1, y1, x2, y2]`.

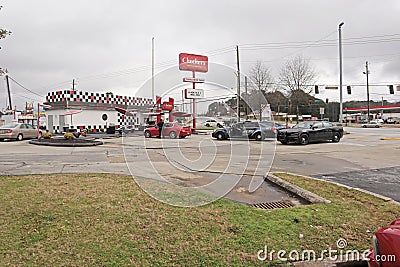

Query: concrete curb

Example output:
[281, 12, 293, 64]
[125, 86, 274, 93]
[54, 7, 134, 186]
[275, 171, 400, 206]
[265, 173, 331, 204]
[29, 139, 103, 147]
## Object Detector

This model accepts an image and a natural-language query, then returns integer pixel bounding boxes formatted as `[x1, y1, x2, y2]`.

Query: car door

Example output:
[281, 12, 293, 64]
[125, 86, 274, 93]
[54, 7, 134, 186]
[230, 123, 244, 137]
[309, 122, 324, 141]
[25, 124, 37, 138]
[322, 122, 334, 140]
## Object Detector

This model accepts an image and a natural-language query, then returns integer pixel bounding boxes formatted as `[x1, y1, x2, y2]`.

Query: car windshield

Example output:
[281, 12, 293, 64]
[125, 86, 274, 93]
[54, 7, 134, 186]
[293, 121, 315, 129]
[0, 123, 18, 129]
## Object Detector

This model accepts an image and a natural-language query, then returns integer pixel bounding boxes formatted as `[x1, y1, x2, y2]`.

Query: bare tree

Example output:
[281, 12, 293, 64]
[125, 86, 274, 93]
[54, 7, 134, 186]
[0, 5, 12, 75]
[278, 55, 317, 114]
[248, 61, 274, 120]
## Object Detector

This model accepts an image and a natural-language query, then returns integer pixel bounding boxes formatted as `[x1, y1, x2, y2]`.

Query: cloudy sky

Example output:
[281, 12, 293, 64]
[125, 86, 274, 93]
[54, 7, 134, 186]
[1, 0, 400, 110]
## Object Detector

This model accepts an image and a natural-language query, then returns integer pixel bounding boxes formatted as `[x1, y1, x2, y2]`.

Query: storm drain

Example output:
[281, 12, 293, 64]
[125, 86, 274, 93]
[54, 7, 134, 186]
[250, 201, 294, 210]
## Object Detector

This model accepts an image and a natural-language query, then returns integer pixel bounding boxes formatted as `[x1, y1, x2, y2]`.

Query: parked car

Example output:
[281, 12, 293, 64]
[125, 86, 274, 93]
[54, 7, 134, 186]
[277, 121, 343, 145]
[144, 122, 192, 139]
[367, 217, 400, 267]
[118, 125, 135, 135]
[202, 119, 224, 128]
[386, 117, 399, 124]
[212, 121, 276, 141]
[362, 121, 382, 128]
[0, 123, 40, 141]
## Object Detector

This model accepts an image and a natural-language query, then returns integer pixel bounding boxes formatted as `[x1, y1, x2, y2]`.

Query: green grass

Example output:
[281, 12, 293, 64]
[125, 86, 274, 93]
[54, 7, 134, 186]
[1, 173, 399, 266]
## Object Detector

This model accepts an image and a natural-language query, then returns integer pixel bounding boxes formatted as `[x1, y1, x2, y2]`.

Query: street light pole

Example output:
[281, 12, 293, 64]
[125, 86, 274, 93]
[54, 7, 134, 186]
[364, 61, 370, 122]
[338, 22, 344, 123]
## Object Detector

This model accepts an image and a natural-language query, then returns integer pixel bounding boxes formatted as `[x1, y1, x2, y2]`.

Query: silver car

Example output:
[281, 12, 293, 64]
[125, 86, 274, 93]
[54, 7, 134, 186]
[362, 121, 382, 128]
[0, 123, 39, 141]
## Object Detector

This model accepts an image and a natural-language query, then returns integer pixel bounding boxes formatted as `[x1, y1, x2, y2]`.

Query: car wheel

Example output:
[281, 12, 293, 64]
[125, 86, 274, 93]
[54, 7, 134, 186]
[217, 123, 222, 128]
[0, 138, 4, 142]
[17, 134, 23, 141]
[332, 133, 341, 143]
[299, 134, 309, 145]
[169, 131, 177, 139]
[375, 125, 379, 128]
[362, 125, 367, 128]
[280, 141, 288, 145]
[205, 123, 210, 127]
[216, 132, 225, 140]
[255, 133, 263, 141]
[144, 131, 151, 138]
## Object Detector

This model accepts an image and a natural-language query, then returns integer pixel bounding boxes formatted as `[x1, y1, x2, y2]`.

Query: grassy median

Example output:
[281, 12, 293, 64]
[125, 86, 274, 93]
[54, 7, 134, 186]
[1, 173, 399, 266]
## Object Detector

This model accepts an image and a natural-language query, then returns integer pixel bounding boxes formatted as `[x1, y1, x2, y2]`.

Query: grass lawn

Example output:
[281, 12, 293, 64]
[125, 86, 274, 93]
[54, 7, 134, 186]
[1, 173, 399, 266]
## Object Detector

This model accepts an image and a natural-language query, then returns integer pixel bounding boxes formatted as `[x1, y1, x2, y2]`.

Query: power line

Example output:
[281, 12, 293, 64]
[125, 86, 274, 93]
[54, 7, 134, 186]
[8, 76, 45, 98]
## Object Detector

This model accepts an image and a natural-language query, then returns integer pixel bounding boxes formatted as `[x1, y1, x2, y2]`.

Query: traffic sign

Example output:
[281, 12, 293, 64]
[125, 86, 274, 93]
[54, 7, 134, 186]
[183, 77, 205, 83]
[184, 89, 204, 99]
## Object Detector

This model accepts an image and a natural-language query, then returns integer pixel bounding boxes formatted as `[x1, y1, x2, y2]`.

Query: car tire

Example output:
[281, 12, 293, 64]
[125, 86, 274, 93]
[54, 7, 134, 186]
[169, 131, 177, 139]
[332, 133, 341, 143]
[375, 125, 379, 128]
[255, 132, 263, 141]
[144, 131, 151, 138]
[362, 125, 367, 128]
[280, 140, 288, 145]
[205, 123, 210, 127]
[299, 134, 309, 145]
[17, 134, 23, 141]
[217, 123, 222, 128]
[0, 138, 4, 142]
[216, 132, 225, 140]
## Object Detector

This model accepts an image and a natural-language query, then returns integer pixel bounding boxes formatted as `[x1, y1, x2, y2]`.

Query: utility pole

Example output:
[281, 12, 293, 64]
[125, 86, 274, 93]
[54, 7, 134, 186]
[5, 73, 12, 110]
[236, 45, 240, 122]
[245, 76, 248, 120]
[363, 61, 370, 122]
[72, 79, 75, 90]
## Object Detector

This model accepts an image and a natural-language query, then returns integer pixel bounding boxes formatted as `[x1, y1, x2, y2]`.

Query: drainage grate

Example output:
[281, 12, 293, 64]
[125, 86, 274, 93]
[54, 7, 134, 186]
[250, 201, 294, 210]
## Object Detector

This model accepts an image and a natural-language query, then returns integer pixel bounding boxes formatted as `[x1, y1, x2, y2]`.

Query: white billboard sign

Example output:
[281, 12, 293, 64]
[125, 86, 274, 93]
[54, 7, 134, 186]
[184, 89, 204, 99]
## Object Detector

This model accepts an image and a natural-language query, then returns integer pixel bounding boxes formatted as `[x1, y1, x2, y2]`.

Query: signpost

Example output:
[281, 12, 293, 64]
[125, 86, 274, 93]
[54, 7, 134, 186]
[179, 53, 208, 131]
[320, 107, 325, 120]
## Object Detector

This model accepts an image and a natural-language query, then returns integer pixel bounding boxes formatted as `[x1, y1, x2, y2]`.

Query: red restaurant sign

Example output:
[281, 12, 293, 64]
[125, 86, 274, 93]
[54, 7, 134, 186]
[179, 53, 208, 73]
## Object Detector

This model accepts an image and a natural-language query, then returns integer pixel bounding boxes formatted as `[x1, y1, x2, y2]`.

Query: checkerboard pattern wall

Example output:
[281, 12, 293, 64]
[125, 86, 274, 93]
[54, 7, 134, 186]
[46, 90, 153, 107]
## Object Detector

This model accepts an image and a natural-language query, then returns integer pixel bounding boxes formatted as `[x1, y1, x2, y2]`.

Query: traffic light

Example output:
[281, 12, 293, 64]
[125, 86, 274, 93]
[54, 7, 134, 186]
[347, 85, 351, 94]
[325, 98, 329, 104]
[315, 85, 319, 94]
[389, 85, 394, 94]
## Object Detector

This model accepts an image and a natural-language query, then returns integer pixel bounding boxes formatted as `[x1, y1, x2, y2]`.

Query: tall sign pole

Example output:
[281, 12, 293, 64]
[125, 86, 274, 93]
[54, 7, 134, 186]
[338, 22, 344, 123]
[179, 53, 208, 132]
[152, 37, 155, 101]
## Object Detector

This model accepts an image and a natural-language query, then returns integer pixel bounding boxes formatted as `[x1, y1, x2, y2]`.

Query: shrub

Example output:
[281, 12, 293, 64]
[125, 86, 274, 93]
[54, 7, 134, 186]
[42, 131, 52, 139]
[64, 132, 74, 140]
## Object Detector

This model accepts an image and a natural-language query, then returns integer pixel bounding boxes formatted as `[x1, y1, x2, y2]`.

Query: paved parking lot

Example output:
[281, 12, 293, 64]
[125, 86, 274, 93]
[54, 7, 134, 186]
[1, 126, 399, 203]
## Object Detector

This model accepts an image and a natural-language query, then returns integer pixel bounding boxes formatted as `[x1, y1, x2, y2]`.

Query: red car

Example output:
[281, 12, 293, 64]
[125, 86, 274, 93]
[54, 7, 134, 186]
[367, 218, 400, 267]
[144, 122, 192, 139]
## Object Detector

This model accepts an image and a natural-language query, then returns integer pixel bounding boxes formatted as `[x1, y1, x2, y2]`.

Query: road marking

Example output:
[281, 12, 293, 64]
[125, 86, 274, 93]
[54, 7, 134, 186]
[339, 142, 367, 146]
[381, 137, 400, 140]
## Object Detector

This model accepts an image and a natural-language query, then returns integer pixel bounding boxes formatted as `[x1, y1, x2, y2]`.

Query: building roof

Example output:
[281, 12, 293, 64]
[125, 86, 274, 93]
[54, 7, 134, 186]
[45, 90, 153, 110]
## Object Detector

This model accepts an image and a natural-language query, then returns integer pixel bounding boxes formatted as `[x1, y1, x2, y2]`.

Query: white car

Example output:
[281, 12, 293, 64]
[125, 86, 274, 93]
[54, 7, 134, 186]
[362, 121, 382, 128]
[202, 119, 224, 128]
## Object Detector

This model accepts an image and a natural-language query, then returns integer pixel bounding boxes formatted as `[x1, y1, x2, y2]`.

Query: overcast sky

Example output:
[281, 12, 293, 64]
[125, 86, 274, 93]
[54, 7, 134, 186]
[1, 0, 400, 110]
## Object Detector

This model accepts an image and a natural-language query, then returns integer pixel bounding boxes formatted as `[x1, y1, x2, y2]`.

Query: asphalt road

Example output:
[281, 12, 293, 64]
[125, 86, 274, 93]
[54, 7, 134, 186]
[0, 126, 399, 204]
